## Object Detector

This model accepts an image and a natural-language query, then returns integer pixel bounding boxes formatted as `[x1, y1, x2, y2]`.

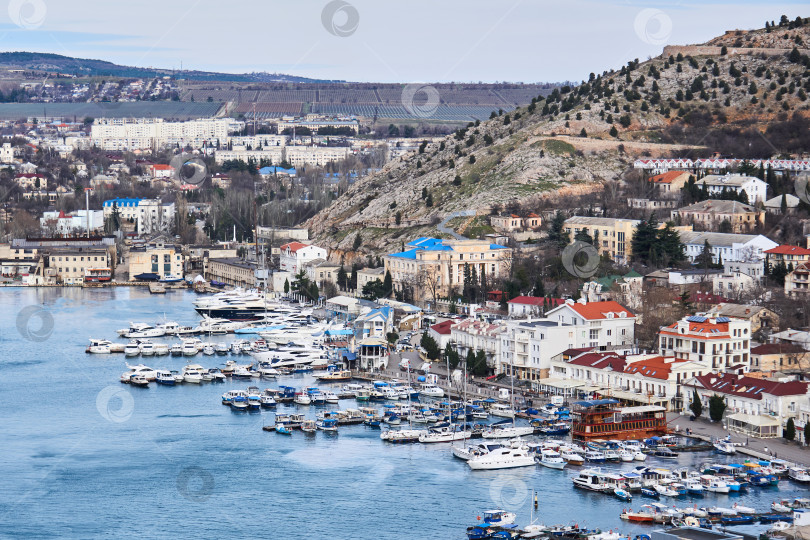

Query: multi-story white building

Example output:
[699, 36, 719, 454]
[279, 242, 327, 274]
[90, 117, 243, 150]
[548, 351, 711, 410]
[214, 146, 351, 167]
[658, 314, 751, 371]
[137, 200, 176, 235]
[544, 299, 636, 351]
[683, 372, 809, 437]
[40, 210, 104, 235]
[500, 319, 589, 380]
[697, 173, 769, 204]
[450, 319, 506, 372]
[0, 142, 14, 163]
[678, 231, 778, 264]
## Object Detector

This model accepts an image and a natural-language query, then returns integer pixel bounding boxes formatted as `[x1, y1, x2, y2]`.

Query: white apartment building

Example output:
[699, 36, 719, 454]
[658, 314, 751, 371]
[137, 200, 176, 235]
[90, 117, 244, 150]
[450, 320, 506, 371]
[544, 299, 636, 350]
[214, 146, 351, 167]
[679, 231, 778, 264]
[279, 242, 328, 274]
[0, 142, 14, 163]
[227, 135, 288, 148]
[500, 319, 589, 380]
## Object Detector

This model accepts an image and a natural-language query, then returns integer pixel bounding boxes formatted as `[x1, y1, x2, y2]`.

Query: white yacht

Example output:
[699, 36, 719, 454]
[182, 365, 204, 384]
[537, 449, 567, 469]
[139, 341, 156, 356]
[121, 364, 157, 383]
[468, 446, 535, 470]
[452, 442, 503, 461]
[124, 341, 141, 357]
[121, 323, 165, 339]
[86, 338, 113, 354]
[170, 343, 184, 356]
[489, 403, 516, 418]
[155, 370, 176, 385]
[481, 423, 534, 439]
[418, 426, 472, 443]
[153, 343, 170, 356]
[419, 384, 444, 398]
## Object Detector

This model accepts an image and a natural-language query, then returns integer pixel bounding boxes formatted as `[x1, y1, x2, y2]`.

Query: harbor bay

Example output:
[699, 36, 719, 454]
[2, 287, 809, 539]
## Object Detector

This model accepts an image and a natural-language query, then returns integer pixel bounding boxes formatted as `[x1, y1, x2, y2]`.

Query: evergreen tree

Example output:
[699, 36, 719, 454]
[283, 278, 290, 294]
[785, 417, 796, 441]
[709, 394, 727, 422]
[547, 210, 569, 250]
[690, 389, 703, 418]
[805, 420, 810, 445]
[421, 332, 440, 361]
[383, 270, 393, 296]
[336, 266, 348, 290]
[695, 240, 716, 270]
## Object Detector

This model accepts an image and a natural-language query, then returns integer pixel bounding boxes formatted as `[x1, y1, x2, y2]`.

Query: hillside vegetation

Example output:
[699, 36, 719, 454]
[308, 17, 810, 253]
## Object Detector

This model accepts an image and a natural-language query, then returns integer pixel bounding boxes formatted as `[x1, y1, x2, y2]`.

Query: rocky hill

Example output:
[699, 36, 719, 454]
[307, 17, 810, 254]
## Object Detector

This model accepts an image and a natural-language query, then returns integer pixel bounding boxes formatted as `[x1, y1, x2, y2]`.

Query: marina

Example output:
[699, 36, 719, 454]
[3, 286, 810, 539]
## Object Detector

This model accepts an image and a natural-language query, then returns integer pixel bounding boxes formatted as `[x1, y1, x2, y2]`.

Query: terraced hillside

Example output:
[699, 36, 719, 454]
[307, 18, 810, 254]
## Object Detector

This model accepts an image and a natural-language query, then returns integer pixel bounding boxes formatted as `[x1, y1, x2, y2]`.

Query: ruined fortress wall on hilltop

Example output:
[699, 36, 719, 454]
[662, 45, 810, 58]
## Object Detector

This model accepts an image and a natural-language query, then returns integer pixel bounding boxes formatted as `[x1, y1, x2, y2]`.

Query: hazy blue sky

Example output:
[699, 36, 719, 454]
[1, 0, 806, 82]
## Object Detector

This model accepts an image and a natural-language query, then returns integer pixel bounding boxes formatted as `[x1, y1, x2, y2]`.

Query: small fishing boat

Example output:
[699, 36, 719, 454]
[316, 418, 339, 432]
[276, 425, 292, 435]
[584, 450, 606, 463]
[614, 488, 632, 502]
[155, 370, 176, 386]
[640, 488, 659, 499]
[772, 500, 792, 513]
[129, 374, 150, 387]
[560, 449, 584, 466]
[651, 448, 679, 459]
[301, 420, 317, 433]
[620, 451, 635, 462]
[231, 395, 249, 411]
[481, 510, 516, 527]
[620, 508, 655, 523]
[653, 484, 679, 498]
[684, 479, 704, 496]
[86, 338, 113, 354]
[789, 467, 810, 483]
[720, 515, 755, 525]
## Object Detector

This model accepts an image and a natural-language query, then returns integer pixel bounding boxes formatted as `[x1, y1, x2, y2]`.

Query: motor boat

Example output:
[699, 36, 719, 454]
[121, 364, 157, 382]
[560, 448, 584, 466]
[634, 451, 647, 462]
[181, 341, 199, 357]
[537, 449, 567, 469]
[155, 370, 176, 385]
[316, 418, 338, 432]
[301, 419, 317, 433]
[207, 368, 226, 382]
[789, 467, 810, 483]
[129, 374, 150, 387]
[714, 440, 737, 455]
[138, 341, 156, 356]
[380, 429, 424, 443]
[481, 510, 516, 527]
[260, 389, 277, 407]
[481, 420, 534, 439]
[202, 344, 215, 356]
[215, 343, 230, 355]
[247, 388, 262, 410]
[419, 384, 444, 398]
[120, 322, 165, 339]
[614, 488, 632, 502]
[322, 391, 340, 404]
[467, 446, 535, 470]
[294, 392, 312, 405]
[452, 442, 503, 461]
[231, 394, 249, 411]
[620, 451, 635, 462]
[584, 450, 606, 463]
[153, 343, 169, 356]
[653, 484, 679, 497]
[182, 365, 204, 384]
[86, 338, 113, 354]
[700, 475, 730, 494]
[572, 470, 610, 492]
[489, 403, 516, 418]
[419, 425, 473, 443]
[684, 479, 704, 495]
[124, 341, 141, 357]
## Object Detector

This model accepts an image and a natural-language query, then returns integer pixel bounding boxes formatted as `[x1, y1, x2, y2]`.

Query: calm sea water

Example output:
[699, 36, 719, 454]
[0, 288, 806, 539]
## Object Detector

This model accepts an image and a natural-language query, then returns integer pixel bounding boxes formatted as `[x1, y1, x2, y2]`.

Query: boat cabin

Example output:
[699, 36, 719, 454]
[571, 399, 667, 441]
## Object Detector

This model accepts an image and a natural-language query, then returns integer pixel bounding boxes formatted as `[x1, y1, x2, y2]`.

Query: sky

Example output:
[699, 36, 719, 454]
[0, 0, 807, 83]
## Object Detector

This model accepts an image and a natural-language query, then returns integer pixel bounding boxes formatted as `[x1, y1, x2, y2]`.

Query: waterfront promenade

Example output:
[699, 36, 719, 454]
[667, 412, 810, 466]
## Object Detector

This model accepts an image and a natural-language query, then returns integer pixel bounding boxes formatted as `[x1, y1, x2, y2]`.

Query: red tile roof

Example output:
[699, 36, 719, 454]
[649, 171, 688, 184]
[687, 372, 808, 398]
[566, 300, 635, 320]
[624, 356, 686, 380]
[568, 352, 626, 371]
[765, 245, 810, 256]
[430, 320, 453, 335]
[281, 242, 308, 252]
[151, 164, 174, 170]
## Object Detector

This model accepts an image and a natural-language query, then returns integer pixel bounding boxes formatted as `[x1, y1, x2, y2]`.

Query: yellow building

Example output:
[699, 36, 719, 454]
[383, 237, 511, 305]
[48, 249, 110, 285]
[128, 242, 184, 280]
[563, 216, 642, 264]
